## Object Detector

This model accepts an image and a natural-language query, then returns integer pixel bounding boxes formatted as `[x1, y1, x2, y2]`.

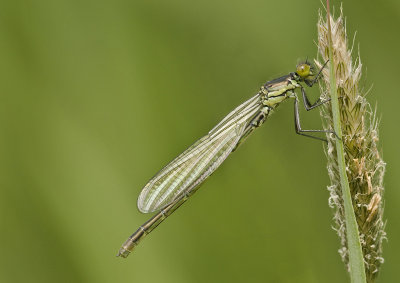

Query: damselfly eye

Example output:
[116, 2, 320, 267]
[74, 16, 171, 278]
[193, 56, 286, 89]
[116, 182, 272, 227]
[296, 63, 311, 78]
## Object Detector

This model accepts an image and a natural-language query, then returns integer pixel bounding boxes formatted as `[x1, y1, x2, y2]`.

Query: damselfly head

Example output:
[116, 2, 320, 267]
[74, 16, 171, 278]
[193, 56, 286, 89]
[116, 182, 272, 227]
[296, 62, 314, 79]
[296, 61, 316, 85]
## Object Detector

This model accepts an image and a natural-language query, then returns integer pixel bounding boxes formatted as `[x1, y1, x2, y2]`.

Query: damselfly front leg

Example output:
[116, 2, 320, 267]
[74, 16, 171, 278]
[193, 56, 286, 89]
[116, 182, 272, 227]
[300, 86, 331, 111]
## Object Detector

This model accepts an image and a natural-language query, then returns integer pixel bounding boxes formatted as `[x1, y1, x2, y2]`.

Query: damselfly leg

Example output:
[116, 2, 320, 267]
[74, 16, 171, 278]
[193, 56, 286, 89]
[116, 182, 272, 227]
[301, 86, 331, 111]
[293, 60, 336, 142]
[294, 95, 333, 142]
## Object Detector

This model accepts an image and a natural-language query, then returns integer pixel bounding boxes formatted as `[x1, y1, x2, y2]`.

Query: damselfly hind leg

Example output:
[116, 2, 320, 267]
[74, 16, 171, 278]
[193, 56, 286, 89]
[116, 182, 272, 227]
[294, 95, 335, 142]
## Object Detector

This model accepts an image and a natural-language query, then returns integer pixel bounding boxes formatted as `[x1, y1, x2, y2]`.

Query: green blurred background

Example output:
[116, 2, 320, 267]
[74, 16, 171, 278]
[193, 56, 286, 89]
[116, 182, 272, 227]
[1, 0, 399, 282]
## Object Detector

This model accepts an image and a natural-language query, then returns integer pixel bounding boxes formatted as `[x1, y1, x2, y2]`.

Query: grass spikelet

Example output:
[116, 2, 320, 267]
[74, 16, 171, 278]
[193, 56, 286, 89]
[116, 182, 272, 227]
[315, 6, 386, 282]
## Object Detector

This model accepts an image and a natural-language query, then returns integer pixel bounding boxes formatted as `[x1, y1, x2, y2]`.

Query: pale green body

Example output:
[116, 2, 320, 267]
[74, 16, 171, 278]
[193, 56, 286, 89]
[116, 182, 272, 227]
[117, 71, 307, 258]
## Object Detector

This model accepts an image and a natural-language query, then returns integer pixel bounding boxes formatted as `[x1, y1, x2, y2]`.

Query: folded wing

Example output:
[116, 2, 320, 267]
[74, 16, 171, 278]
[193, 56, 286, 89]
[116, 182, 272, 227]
[137, 93, 262, 213]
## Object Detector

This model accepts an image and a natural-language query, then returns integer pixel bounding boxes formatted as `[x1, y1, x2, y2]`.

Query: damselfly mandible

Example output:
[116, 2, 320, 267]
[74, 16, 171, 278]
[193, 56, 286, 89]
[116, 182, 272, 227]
[117, 60, 331, 258]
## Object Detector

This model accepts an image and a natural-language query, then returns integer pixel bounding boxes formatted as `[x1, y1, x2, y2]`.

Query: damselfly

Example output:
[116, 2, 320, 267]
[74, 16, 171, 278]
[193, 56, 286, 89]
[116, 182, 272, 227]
[118, 60, 331, 258]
